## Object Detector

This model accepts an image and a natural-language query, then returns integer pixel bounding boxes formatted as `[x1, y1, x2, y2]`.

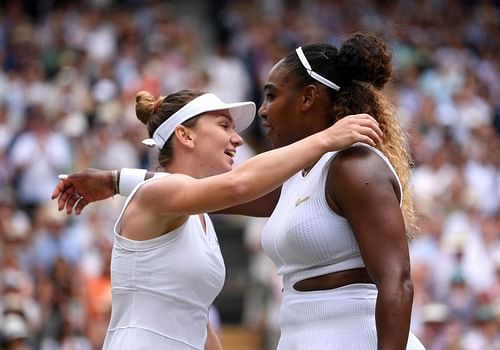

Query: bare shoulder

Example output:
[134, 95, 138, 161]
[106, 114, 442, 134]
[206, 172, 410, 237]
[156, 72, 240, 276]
[138, 173, 192, 194]
[133, 173, 194, 210]
[326, 145, 400, 208]
[121, 174, 190, 239]
[330, 145, 392, 182]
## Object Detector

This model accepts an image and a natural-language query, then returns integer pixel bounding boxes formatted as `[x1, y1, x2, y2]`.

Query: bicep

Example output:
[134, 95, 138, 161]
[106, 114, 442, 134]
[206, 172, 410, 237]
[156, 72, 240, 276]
[345, 184, 409, 280]
[328, 153, 410, 284]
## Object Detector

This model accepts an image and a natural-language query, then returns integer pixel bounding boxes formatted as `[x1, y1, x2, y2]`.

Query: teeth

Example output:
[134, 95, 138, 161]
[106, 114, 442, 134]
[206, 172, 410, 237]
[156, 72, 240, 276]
[225, 150, 235, 158]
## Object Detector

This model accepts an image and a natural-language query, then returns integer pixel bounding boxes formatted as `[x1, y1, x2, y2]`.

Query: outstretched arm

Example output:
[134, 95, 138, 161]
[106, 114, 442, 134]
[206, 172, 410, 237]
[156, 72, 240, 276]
[138, 114, 382, 216]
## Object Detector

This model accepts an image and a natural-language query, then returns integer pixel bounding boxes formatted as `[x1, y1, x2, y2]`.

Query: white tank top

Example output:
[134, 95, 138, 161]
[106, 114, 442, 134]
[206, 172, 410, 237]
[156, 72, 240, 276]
[261, 144, 402, 288]
[105, 177, 226, 349]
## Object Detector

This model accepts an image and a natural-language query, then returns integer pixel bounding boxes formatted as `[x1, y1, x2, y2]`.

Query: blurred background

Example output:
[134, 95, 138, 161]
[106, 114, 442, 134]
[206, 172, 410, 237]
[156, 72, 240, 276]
[0, 0, 499, 349]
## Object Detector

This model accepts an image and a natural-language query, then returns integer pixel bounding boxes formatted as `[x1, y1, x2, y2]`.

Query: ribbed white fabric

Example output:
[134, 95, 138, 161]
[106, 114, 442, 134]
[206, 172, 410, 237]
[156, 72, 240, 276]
[278, 284, 425, 349]
[262, 144, 425, 349]
[103, 177, 225, 350]
[261, 143, 402, 287]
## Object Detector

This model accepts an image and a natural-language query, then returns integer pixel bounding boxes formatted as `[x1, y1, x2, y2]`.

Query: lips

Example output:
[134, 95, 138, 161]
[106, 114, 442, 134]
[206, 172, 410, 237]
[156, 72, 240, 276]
[224, 151, 235, 166]
[260, 121, 272, 129]
[224, 150, 236, 158]
[260, 122, 273, 139]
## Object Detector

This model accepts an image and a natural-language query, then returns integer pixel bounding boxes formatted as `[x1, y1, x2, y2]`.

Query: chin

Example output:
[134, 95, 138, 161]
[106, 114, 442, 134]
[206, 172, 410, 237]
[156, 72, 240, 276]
[266, 133, 283, 149]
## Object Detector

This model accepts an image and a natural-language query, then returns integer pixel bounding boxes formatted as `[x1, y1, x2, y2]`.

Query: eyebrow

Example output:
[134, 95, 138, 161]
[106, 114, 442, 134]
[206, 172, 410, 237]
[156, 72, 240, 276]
[263, 84, 277, 92]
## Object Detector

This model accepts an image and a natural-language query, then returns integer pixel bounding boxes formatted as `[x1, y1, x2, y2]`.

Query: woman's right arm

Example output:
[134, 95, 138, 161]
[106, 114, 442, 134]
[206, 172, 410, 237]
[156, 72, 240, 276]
[137, 114, 382, 216]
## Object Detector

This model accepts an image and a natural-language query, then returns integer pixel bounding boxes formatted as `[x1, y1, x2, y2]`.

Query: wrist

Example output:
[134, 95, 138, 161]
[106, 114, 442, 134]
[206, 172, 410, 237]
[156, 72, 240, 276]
[111, 169, 119, 195]
[314, 129, 331, 153]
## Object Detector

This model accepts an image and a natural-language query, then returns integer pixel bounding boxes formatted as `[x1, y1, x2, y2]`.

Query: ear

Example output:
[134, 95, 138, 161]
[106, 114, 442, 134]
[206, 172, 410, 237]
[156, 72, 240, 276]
[300, 84, 318, 112]
[173, 125, 195, 149]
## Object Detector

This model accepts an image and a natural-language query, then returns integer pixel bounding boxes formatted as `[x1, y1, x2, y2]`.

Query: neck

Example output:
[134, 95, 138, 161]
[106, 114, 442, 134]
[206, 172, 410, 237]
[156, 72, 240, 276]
[164, 157, 206, 179]
[294, 117, 332, 144]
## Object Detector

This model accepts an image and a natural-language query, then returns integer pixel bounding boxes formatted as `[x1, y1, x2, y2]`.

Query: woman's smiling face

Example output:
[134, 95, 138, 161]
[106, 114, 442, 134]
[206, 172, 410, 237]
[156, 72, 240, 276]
[190, 111, 243, 176]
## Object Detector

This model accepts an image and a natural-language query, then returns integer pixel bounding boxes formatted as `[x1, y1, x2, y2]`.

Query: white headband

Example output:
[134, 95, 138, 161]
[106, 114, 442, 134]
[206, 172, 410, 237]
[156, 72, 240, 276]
[142, 93, 256, 149]
[295, 47, 340, 91]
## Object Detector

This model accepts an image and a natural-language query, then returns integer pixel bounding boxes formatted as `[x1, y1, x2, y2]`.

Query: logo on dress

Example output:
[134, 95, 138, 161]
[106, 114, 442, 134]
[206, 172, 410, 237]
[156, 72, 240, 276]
[295, 196, 310, 207]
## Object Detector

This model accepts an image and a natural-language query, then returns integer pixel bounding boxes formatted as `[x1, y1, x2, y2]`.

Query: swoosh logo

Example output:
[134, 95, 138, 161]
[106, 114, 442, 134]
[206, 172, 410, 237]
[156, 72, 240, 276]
[295, 196, 310, 207]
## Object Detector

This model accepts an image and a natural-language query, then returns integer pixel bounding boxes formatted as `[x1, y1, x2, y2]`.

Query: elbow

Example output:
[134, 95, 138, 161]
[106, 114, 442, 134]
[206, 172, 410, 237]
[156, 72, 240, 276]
[377, 265, 414, 301]
[398, 265, 414, 302]
[402, 272, 414, 301]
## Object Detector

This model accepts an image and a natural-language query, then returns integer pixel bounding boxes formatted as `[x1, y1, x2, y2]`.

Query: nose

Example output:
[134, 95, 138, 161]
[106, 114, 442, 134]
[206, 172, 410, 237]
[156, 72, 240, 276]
[258, 103, 267, 119]
[231, 131, 244, 147]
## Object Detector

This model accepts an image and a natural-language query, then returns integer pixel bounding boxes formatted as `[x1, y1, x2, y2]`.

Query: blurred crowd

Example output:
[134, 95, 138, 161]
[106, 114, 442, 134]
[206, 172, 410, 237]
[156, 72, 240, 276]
[0, 0, 498, 349]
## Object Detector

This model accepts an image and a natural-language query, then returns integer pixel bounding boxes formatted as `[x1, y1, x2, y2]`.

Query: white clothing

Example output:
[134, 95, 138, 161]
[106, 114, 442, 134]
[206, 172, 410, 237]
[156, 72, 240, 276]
[103, 179, 225, 350]
[278, 284, 425, 349]
[261, 144, 402, 287]
[262, 144, 424, 349]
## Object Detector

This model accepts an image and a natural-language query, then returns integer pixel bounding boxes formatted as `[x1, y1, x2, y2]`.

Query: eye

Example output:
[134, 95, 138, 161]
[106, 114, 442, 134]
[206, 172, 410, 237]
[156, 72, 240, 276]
[265, 92, 275, 100]
[220, 122, 230, 129]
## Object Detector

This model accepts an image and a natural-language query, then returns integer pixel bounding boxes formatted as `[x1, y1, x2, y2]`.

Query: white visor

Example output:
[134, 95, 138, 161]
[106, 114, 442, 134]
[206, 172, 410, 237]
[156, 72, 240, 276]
[142, 93, 256, 149]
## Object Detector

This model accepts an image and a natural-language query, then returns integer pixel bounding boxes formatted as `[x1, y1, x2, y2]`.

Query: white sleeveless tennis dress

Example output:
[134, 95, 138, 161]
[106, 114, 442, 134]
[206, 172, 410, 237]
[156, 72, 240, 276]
[103, 177, 226, 350]
[261, 144, 425, 349]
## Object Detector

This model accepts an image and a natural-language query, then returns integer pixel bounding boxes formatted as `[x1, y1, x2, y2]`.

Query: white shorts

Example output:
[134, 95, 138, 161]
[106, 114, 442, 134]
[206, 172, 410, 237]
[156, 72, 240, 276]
[278, 283, 426, 350]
